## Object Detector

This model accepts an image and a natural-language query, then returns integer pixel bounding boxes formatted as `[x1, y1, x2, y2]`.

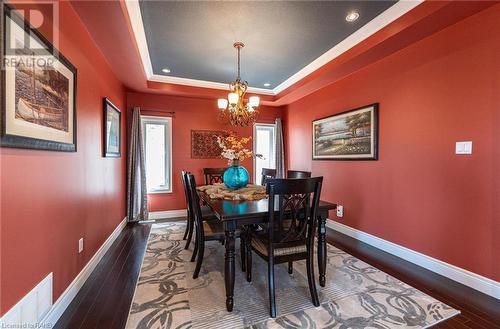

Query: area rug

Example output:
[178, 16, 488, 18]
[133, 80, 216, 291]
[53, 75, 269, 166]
[126, 222, 459, 329]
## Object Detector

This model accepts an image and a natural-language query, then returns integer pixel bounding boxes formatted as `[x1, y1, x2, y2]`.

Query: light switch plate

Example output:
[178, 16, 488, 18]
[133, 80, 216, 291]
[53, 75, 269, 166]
[456, 141, 472, 154]
[78, 238, 84, 253]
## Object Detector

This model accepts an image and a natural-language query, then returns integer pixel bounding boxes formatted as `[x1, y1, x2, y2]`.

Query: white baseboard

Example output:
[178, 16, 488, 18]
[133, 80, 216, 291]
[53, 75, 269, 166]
[38, 217, 127, 327]
[0, 273, 53, 326]
[149, 209, 187, 220]
[326, 220, 500, 300]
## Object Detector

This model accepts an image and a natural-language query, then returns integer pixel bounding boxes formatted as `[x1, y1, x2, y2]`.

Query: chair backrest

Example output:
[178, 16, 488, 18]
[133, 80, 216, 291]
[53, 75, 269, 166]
[203, 167, 225, 185]
[287, 170, 312, 179]
[186, 173, 205, 238]
[265, 177, 323, 249]
[261, 168, 277, 185]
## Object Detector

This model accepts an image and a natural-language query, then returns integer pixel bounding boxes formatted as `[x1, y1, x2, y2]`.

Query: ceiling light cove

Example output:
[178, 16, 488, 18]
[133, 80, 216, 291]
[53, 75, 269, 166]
[125, 1, 423, 96]
[346, 11, 360, 22]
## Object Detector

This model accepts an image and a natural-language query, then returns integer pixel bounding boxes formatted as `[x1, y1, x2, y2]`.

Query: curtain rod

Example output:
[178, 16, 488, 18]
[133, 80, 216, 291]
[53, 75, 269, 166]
[141, 108, 175, 117]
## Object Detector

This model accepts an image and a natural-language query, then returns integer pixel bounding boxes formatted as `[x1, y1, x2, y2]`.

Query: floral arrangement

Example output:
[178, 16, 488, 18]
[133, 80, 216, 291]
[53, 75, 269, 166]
[217, 132, 260, 165]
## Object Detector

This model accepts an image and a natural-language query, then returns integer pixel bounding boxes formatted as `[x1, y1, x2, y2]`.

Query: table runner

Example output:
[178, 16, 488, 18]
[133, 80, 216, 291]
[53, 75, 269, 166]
[197, 183, 267, 201]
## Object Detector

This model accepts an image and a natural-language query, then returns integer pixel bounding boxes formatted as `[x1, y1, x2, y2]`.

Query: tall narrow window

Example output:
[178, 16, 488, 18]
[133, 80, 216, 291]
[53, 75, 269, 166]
[141, 116, 172, 193]
[254, 123, 277, 184]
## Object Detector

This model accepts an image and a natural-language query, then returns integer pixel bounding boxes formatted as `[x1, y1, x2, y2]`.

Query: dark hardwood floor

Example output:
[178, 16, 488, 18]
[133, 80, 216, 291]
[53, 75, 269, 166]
[54, 219, 499, 329]
[54, 223, 151, 329]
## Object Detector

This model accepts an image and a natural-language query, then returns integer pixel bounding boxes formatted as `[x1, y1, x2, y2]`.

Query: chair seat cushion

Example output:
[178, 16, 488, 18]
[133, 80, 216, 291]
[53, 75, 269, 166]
[251, 235, 307, 257]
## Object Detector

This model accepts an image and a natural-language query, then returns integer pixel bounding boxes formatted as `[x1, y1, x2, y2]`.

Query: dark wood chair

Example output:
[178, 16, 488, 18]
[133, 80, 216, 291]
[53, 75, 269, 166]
[261, 168, 277, 185]
[203, 167, 226, 185]
[244, 177, 323, 318]
[185, 172, 229, 279]
[287, 170, 311, 179]
[181, 171, 217, 251]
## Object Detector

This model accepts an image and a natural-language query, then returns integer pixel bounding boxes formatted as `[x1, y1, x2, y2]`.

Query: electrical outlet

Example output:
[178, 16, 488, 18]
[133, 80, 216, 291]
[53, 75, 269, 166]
[336, 205, 344, 218]
[78, 238, 84, 253]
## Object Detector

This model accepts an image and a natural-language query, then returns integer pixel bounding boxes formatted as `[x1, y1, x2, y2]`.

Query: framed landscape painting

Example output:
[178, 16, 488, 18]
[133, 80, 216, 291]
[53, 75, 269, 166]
[103, 98, 121, 157]
[1, 4, 77, 152]
[312, 103, 378, 160]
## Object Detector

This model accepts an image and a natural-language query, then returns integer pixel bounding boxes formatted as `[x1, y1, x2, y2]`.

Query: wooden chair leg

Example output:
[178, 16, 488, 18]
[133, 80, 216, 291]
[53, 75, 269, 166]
[245, 239, 252, 282]
[190, 227, 198, 262]
[193, 239, 205, 279]
[182, 219, 189, 240]
[184, 219, 194, 250]
[306, 252, 320, 307]
[268, 258, 276, 318]
[288, 261, 293, 274]
[240, 237, 246, 272]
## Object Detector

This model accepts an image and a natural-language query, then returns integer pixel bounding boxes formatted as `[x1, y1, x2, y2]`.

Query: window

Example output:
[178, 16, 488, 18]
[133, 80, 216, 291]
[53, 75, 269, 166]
[253, 123, 277, 184]
[141, 116, 172, 193]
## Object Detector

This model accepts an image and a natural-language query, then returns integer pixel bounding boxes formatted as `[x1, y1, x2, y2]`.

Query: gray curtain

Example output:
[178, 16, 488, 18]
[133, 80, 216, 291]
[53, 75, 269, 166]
[127, 107, 148, 222]
[275, 118, 285, 178]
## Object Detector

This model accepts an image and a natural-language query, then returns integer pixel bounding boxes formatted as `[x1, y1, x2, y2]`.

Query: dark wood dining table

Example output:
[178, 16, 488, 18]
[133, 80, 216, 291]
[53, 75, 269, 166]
[198, 191, 337, 312]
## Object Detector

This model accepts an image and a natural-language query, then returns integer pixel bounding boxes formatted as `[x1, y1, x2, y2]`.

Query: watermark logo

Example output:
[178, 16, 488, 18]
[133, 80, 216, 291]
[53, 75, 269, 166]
[3, 0, 59, 71]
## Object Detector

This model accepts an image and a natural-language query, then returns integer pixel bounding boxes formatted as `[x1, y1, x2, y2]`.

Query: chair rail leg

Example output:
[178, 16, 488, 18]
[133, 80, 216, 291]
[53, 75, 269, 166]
[184, 219, 194, 250]
[240, 237, 246, 272]
[268, 258, 276, 318]
[193, 239, 204, 279]
[190, 229, 198, 262]
[306, 252, 320, 307]
[246, 240, 252, 282]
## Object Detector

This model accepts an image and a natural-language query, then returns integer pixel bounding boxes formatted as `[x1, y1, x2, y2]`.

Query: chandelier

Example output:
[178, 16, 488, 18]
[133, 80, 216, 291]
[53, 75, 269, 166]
[217, 42, 260, 126]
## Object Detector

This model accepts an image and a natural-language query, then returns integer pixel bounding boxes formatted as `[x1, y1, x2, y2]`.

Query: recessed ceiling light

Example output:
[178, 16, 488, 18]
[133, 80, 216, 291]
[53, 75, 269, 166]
[346, 11, 359, 22]
[263, 82, 271, 87]
[162, 68, 171, 74]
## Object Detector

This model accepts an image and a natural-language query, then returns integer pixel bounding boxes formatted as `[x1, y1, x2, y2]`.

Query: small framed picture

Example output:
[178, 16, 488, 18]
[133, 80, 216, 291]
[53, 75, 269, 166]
[312, 103, 378, 160]
[103, 98, 121, 157]
[1, 4, 77, 152]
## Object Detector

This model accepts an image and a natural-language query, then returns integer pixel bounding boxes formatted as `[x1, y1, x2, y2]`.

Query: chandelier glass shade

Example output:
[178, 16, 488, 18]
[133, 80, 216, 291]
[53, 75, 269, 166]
[217, 42, 260, 126]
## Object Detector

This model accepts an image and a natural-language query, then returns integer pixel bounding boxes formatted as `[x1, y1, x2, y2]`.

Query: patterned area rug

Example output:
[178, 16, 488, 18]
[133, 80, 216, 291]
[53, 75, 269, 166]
[126, 222, 459, 329]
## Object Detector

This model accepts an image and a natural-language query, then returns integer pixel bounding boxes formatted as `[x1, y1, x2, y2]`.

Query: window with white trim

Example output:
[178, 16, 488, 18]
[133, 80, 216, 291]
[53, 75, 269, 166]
[141, 116, 172, 193]
[254, 123, 277, 184]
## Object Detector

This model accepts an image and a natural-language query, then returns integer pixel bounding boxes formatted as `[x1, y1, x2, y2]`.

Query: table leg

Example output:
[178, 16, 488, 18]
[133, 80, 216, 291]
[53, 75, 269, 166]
[317, 215, 327, 287]
[224, 228, 236, 311]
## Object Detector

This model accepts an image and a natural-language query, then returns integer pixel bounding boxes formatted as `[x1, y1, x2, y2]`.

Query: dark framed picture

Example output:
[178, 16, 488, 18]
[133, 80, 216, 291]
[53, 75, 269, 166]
[103, 98, 121, 157]
[312, 103, 378, 160]
[1, 4, 77, 152]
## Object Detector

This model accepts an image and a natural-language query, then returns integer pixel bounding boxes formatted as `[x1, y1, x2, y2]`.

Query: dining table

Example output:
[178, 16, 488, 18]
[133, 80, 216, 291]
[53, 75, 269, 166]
[197, 189, 337, 312]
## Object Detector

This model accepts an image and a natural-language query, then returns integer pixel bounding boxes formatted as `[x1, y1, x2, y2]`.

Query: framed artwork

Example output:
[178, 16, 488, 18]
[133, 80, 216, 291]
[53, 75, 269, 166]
[103, 98, 121, 157]
[1, 4, 77, 151]
[312, 103, 378, 160]
[191, 130, 227, 159]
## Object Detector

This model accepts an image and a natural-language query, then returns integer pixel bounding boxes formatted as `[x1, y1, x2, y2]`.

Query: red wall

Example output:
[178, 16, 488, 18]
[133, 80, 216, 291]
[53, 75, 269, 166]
[286, 5, 499, 281]
[0, 2, 127, 315]
[127, 92, 284, 212]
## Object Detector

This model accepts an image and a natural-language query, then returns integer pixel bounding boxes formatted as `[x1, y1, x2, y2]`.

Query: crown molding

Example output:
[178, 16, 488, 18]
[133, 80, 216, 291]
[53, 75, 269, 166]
[149, 74, 276, 96]
[124, 0, 423, 96]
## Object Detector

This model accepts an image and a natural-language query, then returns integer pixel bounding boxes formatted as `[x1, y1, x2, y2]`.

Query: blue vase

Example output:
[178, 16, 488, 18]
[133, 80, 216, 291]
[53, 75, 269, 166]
[223, 160, 249, 189]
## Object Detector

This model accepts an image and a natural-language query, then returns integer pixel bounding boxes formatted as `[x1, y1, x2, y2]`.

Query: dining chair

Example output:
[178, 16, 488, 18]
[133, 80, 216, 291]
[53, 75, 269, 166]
[243, 177, 323, 318]
[261, 168, 277, 185]
[287, 170, 311, 179]
[203, 167, 226, 185]
[181, 171, 217, 251]
[185, 172, 229, 279]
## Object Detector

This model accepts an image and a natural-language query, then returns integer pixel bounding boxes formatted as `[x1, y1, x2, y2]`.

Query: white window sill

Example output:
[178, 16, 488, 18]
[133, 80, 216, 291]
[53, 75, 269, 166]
[147, 190, 173, 195]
